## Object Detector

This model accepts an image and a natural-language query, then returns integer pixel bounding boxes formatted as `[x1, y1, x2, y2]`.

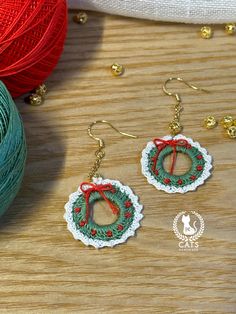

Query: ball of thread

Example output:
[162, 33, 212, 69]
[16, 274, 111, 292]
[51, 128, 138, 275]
[0, 0, 68, 98]
[0, 81, 27, 217]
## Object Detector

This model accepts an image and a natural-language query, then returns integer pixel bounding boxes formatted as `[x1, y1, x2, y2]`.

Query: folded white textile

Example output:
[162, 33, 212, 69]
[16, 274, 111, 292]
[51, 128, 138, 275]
[68, 0, 236, 24]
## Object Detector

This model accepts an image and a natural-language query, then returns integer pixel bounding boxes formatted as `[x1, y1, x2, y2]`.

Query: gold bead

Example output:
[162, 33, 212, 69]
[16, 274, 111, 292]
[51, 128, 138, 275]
[225, 23, 236, 35]
[234, 120, 236, 126]
[73, 12, 88, 24]
[111, 63, 124, 76]
[29, 93, 43, 106]
[169, 121, 182, 135]
[35, 84, 47, 97]
[220, 115, 234, 129]
[204, 116, 218, 129]
[227, 126, 236, 139]
[200, 26, 213, 39]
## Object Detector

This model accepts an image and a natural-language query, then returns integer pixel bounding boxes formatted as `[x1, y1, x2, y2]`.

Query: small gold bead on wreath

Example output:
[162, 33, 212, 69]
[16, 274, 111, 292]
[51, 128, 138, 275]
[169, 121, 182, 135]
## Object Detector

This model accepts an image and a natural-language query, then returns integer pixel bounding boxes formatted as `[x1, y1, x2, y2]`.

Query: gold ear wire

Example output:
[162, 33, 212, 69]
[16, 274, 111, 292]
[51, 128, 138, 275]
[87, 120, 137, 181]
[88, 120, 137, 148]
[162, 78, 209, 135]
[162, 77, 209, 104]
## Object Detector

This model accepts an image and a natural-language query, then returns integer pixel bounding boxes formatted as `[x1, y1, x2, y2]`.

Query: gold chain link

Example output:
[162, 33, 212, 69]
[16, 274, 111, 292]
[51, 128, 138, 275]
[173, 101, 183, 123]
[88, 147, 105, 181]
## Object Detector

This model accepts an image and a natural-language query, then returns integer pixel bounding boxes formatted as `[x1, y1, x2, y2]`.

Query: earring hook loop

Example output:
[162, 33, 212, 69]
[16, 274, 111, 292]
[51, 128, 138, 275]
[88, 120, 137, 148]
[87, 120, 137, 181]
[162, 77, 209, 103]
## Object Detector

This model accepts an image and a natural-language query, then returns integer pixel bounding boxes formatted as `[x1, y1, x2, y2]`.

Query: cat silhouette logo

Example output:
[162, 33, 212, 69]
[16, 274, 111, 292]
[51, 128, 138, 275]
[173, 211, 205, 251]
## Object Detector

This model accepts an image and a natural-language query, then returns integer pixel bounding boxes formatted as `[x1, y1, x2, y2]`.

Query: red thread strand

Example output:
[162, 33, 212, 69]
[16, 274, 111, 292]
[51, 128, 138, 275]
[152, 138, 189, 175]
[80, 182, 119, 224]
[0, 0, 67, 97]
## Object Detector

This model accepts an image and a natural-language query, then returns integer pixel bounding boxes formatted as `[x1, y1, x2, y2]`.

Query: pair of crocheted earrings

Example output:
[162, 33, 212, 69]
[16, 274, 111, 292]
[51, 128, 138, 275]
[64, 77, 213, 248]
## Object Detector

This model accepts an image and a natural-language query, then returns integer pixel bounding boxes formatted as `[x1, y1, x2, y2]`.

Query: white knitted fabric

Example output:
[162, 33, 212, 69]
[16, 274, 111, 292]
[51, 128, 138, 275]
[68, 0, 236, 24]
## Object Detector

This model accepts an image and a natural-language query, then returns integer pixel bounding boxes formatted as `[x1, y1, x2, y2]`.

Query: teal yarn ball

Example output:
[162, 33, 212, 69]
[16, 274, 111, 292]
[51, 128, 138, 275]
[0, 81, 27, 217]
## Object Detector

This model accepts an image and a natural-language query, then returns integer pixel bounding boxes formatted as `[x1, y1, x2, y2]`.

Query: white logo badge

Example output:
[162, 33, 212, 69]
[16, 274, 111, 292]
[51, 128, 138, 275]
[173, 211, 205, 251]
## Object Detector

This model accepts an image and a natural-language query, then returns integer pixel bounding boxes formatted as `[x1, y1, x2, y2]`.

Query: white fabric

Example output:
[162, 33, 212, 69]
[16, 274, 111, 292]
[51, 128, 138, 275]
[68, 0, 236, 24]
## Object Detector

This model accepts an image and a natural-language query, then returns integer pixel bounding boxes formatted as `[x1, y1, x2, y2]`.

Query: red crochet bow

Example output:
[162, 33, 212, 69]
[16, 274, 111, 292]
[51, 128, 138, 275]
[152, 138, 189, 175]
[80, 182, 119, 223]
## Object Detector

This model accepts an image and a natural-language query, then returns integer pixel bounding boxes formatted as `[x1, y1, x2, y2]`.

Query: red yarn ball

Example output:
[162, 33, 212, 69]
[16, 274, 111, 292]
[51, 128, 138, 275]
[0, 0, 68, 98]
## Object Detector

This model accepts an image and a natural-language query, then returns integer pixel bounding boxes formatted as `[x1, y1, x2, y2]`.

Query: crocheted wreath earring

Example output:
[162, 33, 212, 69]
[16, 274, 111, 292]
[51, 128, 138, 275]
[141, 77, 213, 194]
[64, 120, 143, 248]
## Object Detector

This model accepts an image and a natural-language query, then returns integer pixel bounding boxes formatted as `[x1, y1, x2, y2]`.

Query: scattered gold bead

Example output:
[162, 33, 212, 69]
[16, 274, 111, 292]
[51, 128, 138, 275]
[234, 120, 236, 126]
[35, 84, 47, 97]
[28, 93, 43, 106]
[73, 12, 88, 24]
[111, 63, 124, 76]
[204, 116, 218, 129]
[227, 126, 236, 139]
[200, 26, 213, 39]
[225, 23, 236, 35]
[169, 121, 182, 135]
[220, 115, 234, 129]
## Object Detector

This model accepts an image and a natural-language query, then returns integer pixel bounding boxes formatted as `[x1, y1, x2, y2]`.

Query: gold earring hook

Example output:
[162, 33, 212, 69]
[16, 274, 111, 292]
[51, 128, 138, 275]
[162, 77, 209, 103]
[87, 120, 137, 181]
[88, 120, 137, 148]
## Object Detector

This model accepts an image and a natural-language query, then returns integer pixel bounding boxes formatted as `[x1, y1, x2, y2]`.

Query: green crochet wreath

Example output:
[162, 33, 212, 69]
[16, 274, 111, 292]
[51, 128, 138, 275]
[65, 178, 143, 248]
[141, 135, 212, 193]
[72, 186, 135, 241]
[148, 144, 205, 187]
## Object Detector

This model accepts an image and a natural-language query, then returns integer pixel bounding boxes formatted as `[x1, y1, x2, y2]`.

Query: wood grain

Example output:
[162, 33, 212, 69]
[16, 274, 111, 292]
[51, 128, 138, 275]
[0, 11, 236, 313]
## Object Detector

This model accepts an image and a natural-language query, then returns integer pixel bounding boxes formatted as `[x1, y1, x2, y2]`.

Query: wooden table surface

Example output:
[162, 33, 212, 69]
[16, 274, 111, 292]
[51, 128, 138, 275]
[0, 11, 236, 313]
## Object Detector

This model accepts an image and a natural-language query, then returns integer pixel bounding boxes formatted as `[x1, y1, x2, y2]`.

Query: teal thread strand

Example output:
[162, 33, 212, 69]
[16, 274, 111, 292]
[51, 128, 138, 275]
[0, 81, 27, 217]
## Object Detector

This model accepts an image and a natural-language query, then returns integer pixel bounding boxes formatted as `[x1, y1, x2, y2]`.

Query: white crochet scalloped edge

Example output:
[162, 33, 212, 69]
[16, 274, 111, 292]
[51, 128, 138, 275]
[64, 177, 143, 248]
[141, 134, 213, 194]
